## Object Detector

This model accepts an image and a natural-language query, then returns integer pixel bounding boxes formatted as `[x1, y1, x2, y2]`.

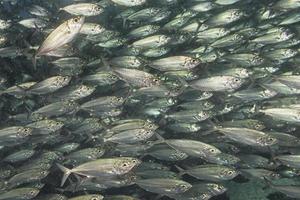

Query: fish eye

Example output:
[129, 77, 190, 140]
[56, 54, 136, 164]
[268, 137, 275, 141]
[24, 128, 31, 133]
[122, 163, 128, 167]
[209, 148, 216, 153]
[179, 184, 188, 189]
[96, 149, 102, 153]
[204, 102, 210, 107]
[200, 194, 210, 199]
[74, 18, 79, 23]
[227, 170, 234, 175]
[255, 124, 261, 129]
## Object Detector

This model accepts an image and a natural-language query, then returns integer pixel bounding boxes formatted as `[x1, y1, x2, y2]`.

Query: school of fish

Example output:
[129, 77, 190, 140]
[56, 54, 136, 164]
[0, 0, 300, 199]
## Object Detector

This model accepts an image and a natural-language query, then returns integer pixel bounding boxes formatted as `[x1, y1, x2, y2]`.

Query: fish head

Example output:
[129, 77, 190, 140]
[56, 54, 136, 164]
[257, 135, 278, 146]
[203, 101, 214, 109]
[247, 120, 265, 130]
[227, 76, 244, 91]
[91, 5, 103, 15]
[55, 76, 71, 87]
[90, 147, 105, 158]
[209, 183, 227, 194]
[238, 68, 252, 78]
[147, 76, 161, 87]
[70, 16, 85, 28]
[158, 35, 171, 45]
[24, 188, 40, 199]
[111, 96, 125, 106]
[17, 127, 33, 138]
[144, 121, 159, 130]
[38, 170, 50, 178]
[185, 57, 200, 69]
[220, 168, 239, 179]
[173, 182, 192, 193]
[88, 195, 103, 200]
[203, 145, 221, 156]
[48, 120, 64, 130]
[131, 0, 147, 5]
[77, 84, 96, 95]
[115, 158, 141, 174]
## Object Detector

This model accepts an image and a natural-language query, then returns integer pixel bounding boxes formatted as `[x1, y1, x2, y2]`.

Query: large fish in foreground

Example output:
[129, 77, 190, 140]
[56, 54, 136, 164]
[36, 16, 85, 56]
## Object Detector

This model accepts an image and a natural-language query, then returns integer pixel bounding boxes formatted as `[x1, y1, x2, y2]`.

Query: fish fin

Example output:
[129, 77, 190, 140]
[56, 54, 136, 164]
[263, 177, 274, 189]
[201, 120, 218, 135]
[32, 55, 37, 70]
[101, 56, 111, 71]
[176, 77, 190, 95]
[56, 163, 72, 187]
[174, 165, 185, 176]
[152, 133, 165, 146]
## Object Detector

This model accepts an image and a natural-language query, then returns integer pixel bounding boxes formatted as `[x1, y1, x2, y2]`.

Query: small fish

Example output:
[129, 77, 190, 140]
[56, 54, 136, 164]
[127, 7, 171, 23]
[64, 147, 105, 165]
[18, 18, 48, 29]
[132, 35, 171, 49]
[112, 68, 161, 88]
[68, 194, 104, 200]
[6, 169, 49, 189]
[275, 155, 300, 168]
[111, 0, 146, 7]
[156, 134, 221, 159]
[260, 107, 300, 123]
[149, 56, 200, 71]
[28, 5, 50, 17]
[206, 9, 245, 27]
[0, 187, 39, 200]
[136, 178, 192, 196]
[60, 3, 103, 16]
[104, 128, 155, 144]
[28, 76, 71, 95]
[264, 178, 300, 199]
[190, 76, 244, 92]
[109, 56, 143, 69]
[216, 127, 278, 147]
[57, 157, 141, 186]
[80, 23, 106, 35]
[146, 144, 188, 161]
[177, 164, 239, 182]
[36, 17, 85, 56]
[31, 101, 79, 120]
[3, 149, 35, 163]
[241, 169, 280, 180]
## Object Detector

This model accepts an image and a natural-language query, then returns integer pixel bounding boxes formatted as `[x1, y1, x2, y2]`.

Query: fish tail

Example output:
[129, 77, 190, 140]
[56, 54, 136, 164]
[56, 163, 72, 187]
[153, 132, 165, 145]
[176, 77, 190, 95]
[174, 165, 185, 176]
[32, 55, 37, 70]
[263, 177, 274, 188]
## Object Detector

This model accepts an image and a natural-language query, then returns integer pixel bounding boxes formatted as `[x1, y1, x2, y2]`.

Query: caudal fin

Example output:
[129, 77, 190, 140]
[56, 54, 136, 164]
[174, 165, 186, 176]
[56, 163, 72, 187]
